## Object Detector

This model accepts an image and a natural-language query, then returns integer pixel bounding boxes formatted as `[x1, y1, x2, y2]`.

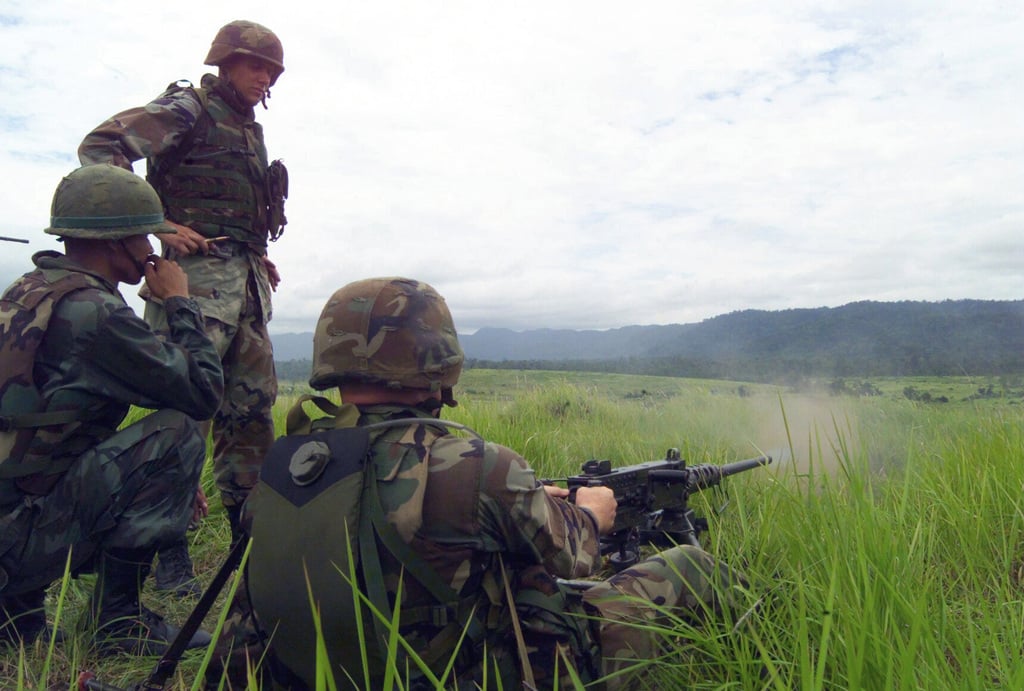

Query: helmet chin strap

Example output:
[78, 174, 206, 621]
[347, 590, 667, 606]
[221, 70, 271, 110]
[118, 239, 148, 277]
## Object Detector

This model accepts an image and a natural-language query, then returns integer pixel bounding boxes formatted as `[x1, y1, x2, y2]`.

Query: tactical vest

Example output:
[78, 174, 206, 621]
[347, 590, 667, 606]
[146, 80, 273, 247]
[245, 397, 520, 690]
[0, 266, 101, 495]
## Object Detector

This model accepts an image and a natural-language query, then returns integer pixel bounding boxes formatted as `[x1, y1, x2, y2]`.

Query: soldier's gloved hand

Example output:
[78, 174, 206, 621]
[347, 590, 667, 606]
[574, 485, 617, 535]
[144, 256, 190, 300]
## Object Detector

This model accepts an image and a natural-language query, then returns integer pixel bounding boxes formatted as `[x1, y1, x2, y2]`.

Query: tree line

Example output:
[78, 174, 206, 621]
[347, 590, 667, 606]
[276, 299, 1024, 384]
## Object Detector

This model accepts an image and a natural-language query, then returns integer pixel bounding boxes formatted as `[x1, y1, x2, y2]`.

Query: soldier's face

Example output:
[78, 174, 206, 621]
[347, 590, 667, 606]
[115, 235, 154, 284]
[224, 57, 274, 107]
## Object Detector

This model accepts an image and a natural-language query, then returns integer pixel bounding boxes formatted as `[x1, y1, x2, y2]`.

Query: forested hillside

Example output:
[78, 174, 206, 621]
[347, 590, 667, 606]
[274, 299, 1024, 382]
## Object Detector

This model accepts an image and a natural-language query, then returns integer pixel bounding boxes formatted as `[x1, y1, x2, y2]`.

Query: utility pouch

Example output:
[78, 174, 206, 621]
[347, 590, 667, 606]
[513, 569, 603, 687]
[266, 159, 288, 241]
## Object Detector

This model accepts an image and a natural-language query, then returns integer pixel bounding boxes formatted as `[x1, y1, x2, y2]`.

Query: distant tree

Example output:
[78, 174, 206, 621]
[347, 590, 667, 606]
[276, 359, 312, 383]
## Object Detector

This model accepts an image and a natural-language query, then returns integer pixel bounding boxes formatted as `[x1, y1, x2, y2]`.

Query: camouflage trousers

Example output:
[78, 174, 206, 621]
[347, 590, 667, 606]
[202, 312, 277, 508]
[515, 545, 745, 689]
[208, 546, 745, 690]
[146, 295, 277, 509]
[582, 544, 746, 689]
[0, 409, 204, 595]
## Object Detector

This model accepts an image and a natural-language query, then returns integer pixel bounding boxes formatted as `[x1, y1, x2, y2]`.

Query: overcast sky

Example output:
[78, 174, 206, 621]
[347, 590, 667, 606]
[2, 1, 1021, 334]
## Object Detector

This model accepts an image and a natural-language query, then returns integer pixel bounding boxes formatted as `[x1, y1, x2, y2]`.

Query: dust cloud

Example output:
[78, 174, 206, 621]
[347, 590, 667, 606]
[743, 392, 861, 476]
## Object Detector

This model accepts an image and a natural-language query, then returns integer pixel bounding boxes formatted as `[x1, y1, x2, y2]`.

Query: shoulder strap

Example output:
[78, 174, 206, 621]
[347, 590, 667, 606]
[146, 83, 212, 191]
[498, 555, 538, 689]
[357, 419, 487, 673]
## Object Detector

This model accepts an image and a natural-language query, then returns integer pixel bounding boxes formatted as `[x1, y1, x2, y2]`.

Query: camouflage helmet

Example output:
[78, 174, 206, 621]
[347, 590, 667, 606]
[205, 20, 285, 86]
[310, 277, 464, 403]
[44, 164, 175, 240]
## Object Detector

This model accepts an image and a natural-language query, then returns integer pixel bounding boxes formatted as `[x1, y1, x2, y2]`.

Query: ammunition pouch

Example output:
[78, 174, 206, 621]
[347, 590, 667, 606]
[266, 159, 288, 241]
[514, 574, 603, 686]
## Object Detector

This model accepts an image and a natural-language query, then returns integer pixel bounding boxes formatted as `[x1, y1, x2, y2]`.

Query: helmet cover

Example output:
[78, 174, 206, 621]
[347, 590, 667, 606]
[205, 20, 285, 85]
[44, 164, 175, 240]
[310, 277, 464, 396]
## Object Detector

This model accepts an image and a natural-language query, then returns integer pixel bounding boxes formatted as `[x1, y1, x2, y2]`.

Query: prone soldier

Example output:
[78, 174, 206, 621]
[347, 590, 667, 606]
[220, 277, 749, 689]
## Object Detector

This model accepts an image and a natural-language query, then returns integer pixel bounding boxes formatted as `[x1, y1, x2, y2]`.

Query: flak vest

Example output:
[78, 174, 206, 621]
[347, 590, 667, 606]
[147, 82, 271, 247]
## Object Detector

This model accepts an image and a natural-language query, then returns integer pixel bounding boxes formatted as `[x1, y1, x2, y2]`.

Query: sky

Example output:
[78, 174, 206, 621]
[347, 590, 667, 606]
[1, 1, 1021, 335]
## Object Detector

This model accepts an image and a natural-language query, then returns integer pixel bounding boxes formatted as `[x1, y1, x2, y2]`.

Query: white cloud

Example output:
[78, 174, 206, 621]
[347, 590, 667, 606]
[1, 0, 1021, 335]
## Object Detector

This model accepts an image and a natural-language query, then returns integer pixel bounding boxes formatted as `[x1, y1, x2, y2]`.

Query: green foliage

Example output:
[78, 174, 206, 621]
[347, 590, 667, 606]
[275, 358, 312, 384]
[6, 370, 1024, 689]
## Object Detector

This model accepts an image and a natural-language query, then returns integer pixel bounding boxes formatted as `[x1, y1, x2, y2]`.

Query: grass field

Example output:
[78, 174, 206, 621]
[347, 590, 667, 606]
[4, 369, 1023, 689]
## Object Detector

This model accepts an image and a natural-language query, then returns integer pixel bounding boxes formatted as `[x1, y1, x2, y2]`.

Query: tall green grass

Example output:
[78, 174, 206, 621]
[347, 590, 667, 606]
[4, 371, 1023, 689]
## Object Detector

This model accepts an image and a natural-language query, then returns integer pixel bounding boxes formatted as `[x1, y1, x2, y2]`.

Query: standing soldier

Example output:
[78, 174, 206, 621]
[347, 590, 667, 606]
[0, 164, 223, 654]
[79, 20, 288, 595]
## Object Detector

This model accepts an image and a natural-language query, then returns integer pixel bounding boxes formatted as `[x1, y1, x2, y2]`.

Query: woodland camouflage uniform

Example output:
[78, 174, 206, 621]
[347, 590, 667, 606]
[0, 165, 223, 651]
[226, 277, 746, 690]
[78, 20, 286, 514]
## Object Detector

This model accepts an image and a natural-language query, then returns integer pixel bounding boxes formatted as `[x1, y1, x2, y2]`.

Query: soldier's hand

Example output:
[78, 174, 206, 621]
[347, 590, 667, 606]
[262, 256, 281, 291]
[143, 256, 190, 300]
[574, 485, 617, 535]
[543, 484, 570, 499]
[159, 221, 208, 256]
[192, 487, 209, 524]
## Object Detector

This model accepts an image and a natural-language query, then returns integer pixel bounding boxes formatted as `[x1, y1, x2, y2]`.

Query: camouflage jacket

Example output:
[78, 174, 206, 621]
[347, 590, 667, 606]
[2, 251, 223, 496]
[78, 74, 274, 326]
[359, 404, 602, 666]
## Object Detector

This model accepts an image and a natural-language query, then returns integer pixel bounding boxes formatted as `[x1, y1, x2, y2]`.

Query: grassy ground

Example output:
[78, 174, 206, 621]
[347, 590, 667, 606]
[4, 369, 1024, 689]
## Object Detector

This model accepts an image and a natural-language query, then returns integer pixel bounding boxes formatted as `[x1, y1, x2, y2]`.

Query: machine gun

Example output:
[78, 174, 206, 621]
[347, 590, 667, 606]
[558, 449, 771, 570]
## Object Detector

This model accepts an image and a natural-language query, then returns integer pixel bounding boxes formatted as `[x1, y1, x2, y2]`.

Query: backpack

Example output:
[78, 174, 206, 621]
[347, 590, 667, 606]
[244, 396, 503, 689]
[0, 268, 98, 485]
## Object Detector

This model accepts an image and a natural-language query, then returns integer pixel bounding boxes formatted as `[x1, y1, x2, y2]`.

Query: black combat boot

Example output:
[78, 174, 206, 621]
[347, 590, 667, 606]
[154, 537, 201, 598]
[0, 588, 46, 648]
[92, 548, 212, 656]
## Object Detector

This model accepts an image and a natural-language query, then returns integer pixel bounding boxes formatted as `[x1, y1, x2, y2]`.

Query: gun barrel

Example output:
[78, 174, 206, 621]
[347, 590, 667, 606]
[0, 235, 29, 243]
[719, 455, 772, 478]
[685, 455, 772, 492]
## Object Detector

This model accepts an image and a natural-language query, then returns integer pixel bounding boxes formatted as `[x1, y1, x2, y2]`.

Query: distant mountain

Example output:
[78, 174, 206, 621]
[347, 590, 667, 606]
[272, 299, 1024, 379]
